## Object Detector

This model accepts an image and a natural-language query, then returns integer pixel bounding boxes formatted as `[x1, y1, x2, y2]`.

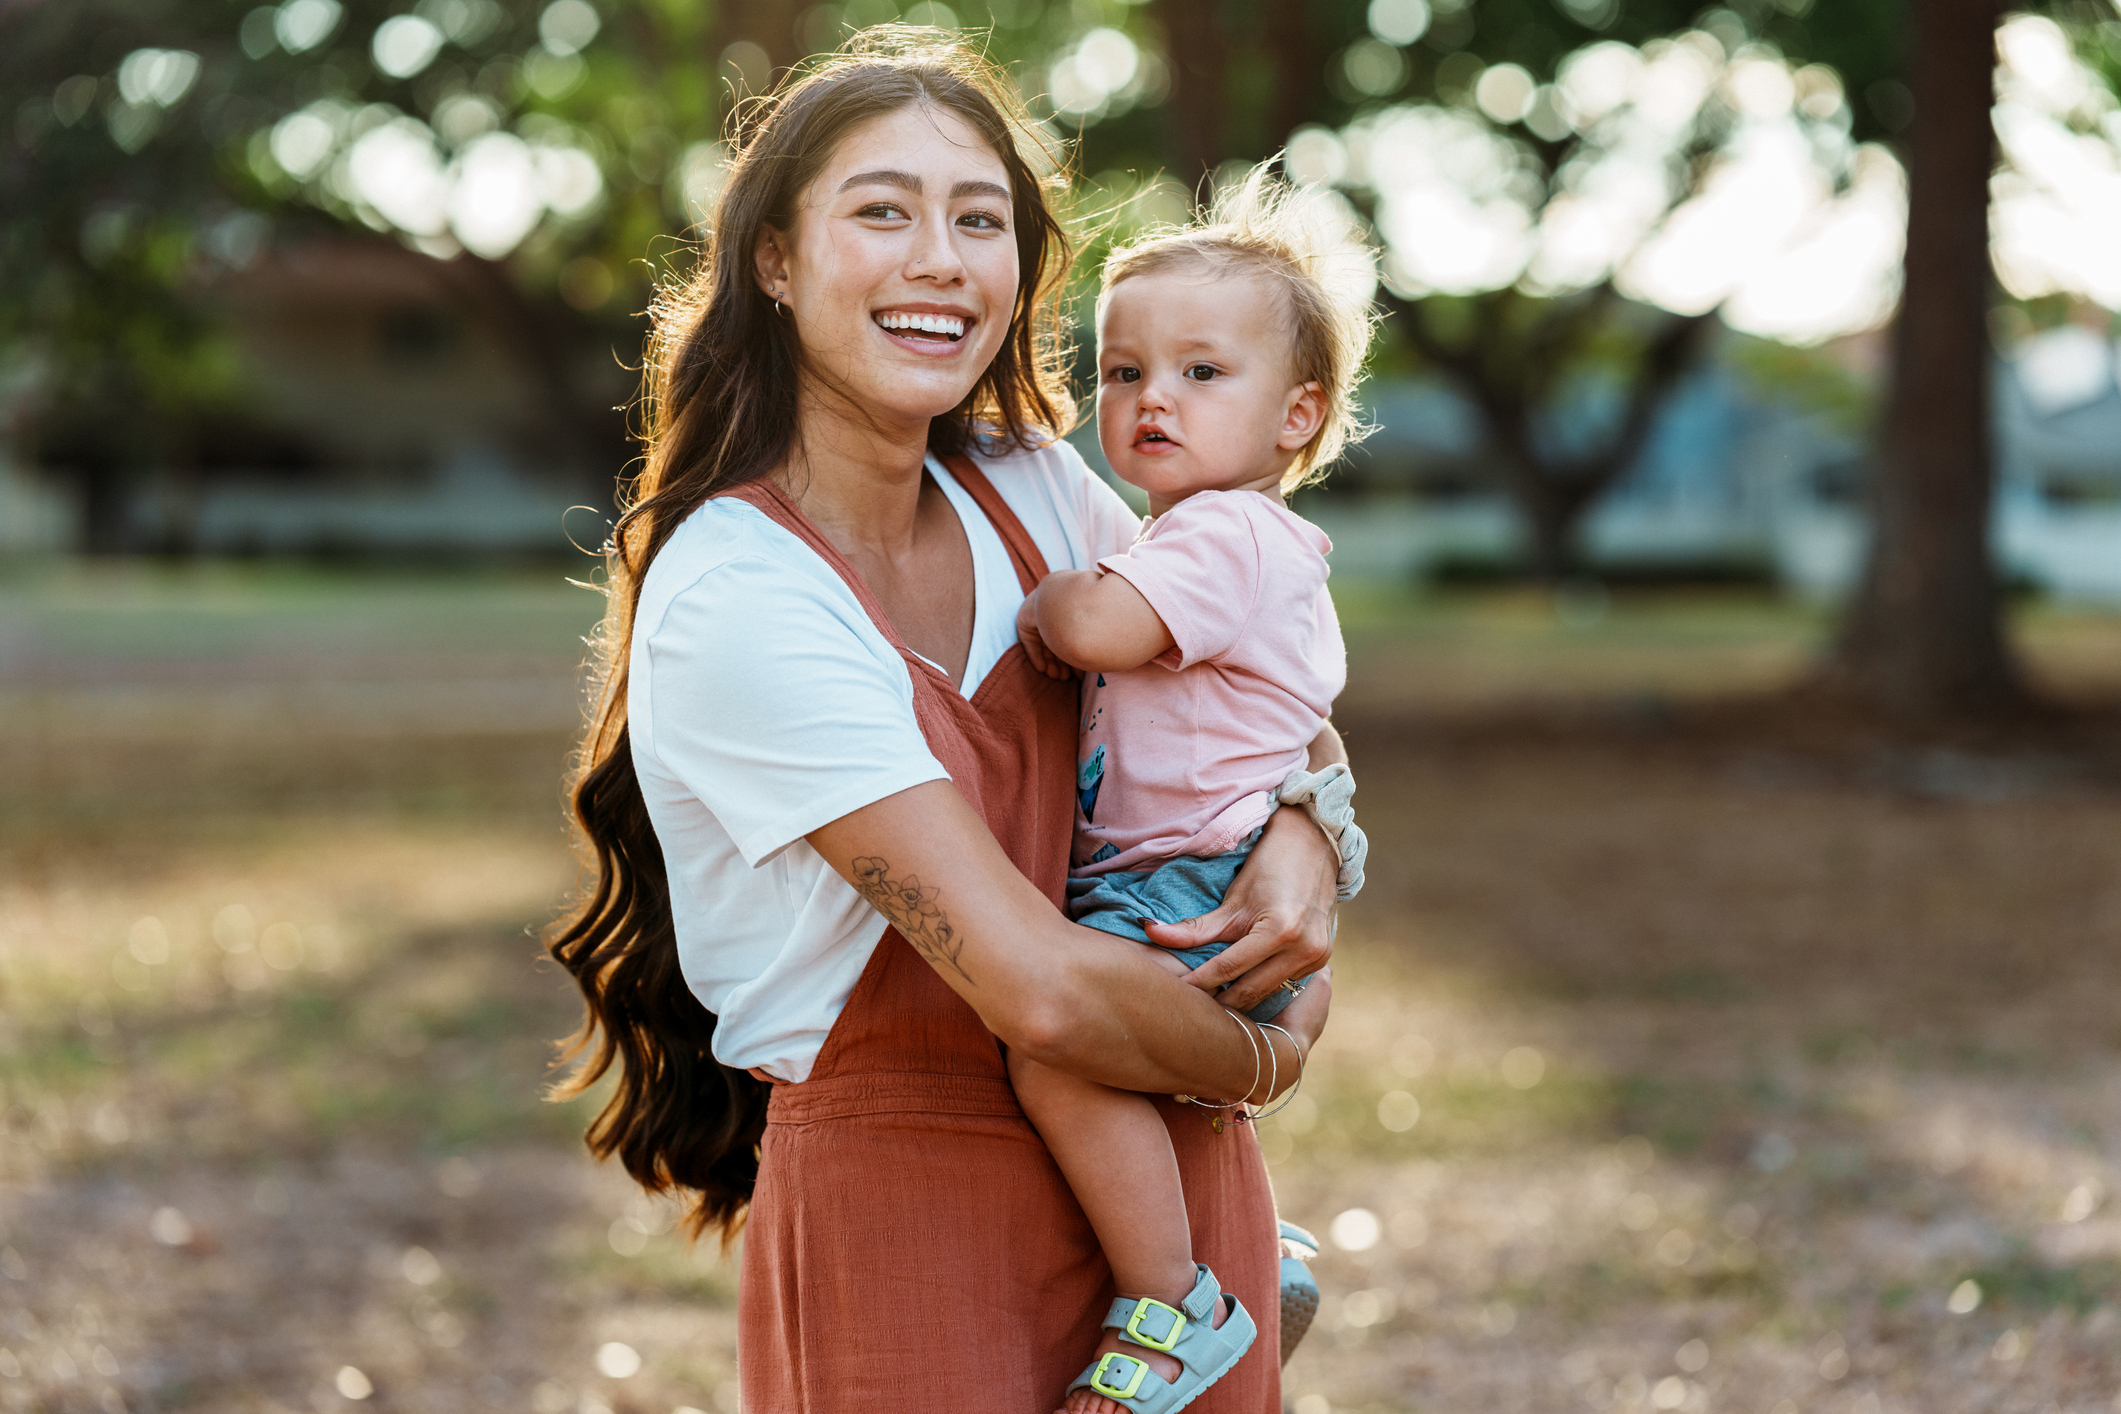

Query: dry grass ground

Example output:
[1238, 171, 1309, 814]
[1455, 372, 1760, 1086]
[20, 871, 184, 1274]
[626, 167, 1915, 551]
[4, 564, 2121, 1414]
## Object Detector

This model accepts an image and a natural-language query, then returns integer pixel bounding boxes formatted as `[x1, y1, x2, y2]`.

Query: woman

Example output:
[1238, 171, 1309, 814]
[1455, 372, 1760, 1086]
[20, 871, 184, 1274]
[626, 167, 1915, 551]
[549, 31, 1341, 1413]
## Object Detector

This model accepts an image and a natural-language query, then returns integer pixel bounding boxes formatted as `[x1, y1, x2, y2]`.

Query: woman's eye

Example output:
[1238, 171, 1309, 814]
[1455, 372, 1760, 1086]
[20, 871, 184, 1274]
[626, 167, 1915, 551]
[1185, 365, 1219, 382]
[958, 209, 1006, 231]
[857, 203, 907, 221]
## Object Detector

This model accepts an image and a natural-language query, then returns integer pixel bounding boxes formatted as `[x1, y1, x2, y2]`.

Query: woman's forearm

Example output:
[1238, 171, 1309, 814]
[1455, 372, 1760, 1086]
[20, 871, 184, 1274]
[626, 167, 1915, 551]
[1012, 929, 1321, 1100]
[806, 780, 1319, 1099]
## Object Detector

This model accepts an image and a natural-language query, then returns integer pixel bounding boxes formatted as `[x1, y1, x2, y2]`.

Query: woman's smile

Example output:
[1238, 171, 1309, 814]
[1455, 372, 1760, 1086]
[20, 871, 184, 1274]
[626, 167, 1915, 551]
[872, 302, 976, 354]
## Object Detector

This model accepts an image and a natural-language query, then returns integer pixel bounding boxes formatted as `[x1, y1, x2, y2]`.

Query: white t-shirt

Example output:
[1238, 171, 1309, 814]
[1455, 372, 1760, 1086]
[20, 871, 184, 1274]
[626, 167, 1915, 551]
[630, 441, 1141, 1081]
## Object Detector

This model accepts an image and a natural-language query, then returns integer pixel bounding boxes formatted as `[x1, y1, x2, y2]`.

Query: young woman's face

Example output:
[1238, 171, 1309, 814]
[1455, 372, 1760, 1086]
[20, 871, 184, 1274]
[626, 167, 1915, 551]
[758, 103, 1020, 433]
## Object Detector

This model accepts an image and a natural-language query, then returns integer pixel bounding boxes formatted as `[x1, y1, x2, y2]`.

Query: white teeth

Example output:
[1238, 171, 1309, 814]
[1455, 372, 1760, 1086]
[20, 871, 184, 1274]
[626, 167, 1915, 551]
[877, 312, 965, 338]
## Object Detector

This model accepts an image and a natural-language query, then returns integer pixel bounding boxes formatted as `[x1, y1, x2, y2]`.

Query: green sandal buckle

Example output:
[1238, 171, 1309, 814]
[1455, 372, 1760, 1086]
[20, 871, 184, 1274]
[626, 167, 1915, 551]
[1089, 1352, 1150, 1399]
[1122, 1296, 1188, 1352]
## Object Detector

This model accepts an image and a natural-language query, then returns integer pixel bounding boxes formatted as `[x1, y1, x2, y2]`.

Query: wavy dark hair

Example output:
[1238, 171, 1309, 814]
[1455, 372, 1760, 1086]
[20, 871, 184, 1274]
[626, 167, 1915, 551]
[547, 27, 1075, 1244]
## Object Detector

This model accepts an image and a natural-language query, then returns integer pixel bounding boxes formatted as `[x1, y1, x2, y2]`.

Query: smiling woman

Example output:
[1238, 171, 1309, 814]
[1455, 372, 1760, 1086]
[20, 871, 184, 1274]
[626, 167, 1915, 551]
[749, 112, 1028, 434]
[546, 28, 1339, 1414]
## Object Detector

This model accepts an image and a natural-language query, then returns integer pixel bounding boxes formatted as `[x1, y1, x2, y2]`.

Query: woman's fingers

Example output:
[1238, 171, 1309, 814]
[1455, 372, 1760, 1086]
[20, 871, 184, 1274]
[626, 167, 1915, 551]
[1141, 896, 1329, 1013]
[1188, 910, 1329, 1012]
[1139, 906, 1292, 1012]
[1139, 899, 1246, 950]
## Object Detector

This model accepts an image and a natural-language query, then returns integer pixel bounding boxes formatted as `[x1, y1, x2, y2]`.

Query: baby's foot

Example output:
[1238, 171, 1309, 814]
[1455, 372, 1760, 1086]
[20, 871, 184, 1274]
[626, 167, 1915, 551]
[1057, 1292, 1232, 1414]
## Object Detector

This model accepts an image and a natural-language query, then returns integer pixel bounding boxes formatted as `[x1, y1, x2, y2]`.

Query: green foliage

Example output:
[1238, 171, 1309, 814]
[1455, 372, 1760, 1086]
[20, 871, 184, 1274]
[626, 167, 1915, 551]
[1728, 331, 1876, 433]
[1961, 1254, 2121, 1315]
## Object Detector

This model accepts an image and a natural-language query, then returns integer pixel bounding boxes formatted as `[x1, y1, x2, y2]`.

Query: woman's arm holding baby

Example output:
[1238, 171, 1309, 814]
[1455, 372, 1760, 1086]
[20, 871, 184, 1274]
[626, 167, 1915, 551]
[808, 780, 1325, 1100]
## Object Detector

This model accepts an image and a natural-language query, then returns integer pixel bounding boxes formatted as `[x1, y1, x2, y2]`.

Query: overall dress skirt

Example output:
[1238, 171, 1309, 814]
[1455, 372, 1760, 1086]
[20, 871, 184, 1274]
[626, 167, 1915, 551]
[722, 459, 1282, 1413]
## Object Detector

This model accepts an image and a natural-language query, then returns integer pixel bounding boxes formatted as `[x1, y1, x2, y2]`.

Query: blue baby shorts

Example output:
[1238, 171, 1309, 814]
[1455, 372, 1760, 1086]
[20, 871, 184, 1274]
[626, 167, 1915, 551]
[1065, 829, 1311, 1023]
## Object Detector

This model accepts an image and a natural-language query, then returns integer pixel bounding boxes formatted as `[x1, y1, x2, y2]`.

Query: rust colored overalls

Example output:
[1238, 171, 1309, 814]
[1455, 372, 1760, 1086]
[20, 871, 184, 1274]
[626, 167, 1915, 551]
[723, 459, 1280, 1413]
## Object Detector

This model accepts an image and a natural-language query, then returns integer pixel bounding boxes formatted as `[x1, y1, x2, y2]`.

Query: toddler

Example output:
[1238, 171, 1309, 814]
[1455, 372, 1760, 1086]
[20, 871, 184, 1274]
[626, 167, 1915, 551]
[1009, 167, 1375, 1414]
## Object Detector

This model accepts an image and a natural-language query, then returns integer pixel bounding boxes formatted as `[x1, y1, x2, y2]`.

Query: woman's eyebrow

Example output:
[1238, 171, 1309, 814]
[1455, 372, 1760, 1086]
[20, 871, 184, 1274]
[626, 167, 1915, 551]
[837, 169, 1011, 201]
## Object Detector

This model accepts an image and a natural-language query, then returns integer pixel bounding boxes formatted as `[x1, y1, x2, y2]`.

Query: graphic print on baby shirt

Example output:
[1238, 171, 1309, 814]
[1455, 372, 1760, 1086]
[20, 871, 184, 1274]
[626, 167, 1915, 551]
[1077, 742, 1106, 823]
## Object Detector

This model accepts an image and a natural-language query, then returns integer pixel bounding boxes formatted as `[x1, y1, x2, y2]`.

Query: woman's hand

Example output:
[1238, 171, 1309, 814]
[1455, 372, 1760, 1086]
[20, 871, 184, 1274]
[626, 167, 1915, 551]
[1141, 720, 1349, 1013]
[1142, 804, 1338, 1012]
[1015, 587, 1073, 680]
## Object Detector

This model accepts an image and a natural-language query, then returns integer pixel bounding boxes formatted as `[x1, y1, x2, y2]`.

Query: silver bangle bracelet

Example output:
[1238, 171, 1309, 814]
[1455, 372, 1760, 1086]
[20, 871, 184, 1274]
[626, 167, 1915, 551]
[1179, 1006, 1259, 1111]
[1247, 1021, 1307, 1120]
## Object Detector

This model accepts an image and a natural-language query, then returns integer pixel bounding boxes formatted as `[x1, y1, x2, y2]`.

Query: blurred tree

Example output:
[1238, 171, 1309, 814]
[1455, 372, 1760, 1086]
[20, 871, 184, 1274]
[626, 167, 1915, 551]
[1072, 0, 2097, 715]
[1829, 0, 2018, 719]
[1039, 4, 1913, 581]
[1291, 7, 1903, 578]
[0, 0, 841, 550]
[3, 0, 2101, 703]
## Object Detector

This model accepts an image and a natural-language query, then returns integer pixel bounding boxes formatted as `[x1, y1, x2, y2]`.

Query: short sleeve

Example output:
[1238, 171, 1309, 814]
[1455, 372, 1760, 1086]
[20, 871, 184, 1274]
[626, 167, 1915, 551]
[637, 556, 949, 866]
[1096, 492, 1263, 669]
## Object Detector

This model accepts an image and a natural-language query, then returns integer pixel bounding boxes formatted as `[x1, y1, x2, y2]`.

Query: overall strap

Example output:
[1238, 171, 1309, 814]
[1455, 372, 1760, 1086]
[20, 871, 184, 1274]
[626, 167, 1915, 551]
[717, 455, 1052, 650]
[716, 477, 917, 659]
[937, 453, 1051, 594]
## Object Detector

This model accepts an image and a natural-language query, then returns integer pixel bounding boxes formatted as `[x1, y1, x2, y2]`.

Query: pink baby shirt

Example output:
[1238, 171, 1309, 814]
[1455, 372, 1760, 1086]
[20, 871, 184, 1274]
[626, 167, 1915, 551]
[1072, 489, 1345, 877]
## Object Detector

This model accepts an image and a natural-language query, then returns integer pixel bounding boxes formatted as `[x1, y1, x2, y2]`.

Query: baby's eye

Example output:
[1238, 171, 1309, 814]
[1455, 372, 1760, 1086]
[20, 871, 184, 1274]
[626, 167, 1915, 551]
[1184, 364, 1220, 382]
[1105, 366, 1140, 384]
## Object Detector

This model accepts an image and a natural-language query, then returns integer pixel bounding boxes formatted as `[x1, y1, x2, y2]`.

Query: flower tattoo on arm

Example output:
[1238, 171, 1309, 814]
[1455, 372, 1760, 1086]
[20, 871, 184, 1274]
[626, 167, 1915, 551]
[850, 857, 974, 986]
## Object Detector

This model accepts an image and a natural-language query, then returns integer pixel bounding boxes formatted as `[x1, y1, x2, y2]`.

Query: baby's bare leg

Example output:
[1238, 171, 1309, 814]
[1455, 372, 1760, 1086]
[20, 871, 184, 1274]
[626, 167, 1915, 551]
[1010, 1049, 1221, 1414]
[1011, 1049, 1195, 1300]
[1137, 942, 1194, 979]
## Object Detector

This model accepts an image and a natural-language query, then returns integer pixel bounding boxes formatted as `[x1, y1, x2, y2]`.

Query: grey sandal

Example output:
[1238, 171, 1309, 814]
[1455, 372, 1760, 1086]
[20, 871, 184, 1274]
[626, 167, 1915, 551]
[1277, 1221, 1320, 1365]
[1067, 1263, 1258, 1413]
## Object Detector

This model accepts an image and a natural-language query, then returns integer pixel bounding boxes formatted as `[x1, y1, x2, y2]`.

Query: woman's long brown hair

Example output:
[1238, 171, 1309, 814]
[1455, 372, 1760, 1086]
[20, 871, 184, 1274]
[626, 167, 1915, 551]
[547, 28, 1076, 1244]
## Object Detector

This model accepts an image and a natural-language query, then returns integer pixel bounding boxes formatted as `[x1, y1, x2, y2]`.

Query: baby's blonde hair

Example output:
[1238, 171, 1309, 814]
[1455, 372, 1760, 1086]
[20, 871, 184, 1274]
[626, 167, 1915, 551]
[1099, 161, 1379, 490]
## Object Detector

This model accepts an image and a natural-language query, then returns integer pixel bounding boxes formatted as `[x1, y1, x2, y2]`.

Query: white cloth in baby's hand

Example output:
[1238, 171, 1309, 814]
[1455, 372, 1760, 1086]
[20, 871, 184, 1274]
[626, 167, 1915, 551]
[1275, 763, 1366, 902]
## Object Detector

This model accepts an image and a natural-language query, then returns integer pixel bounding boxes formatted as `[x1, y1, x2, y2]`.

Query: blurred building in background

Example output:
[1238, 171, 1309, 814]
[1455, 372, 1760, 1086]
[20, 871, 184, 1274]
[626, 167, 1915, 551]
[3, 218, 622, 558]
[1303, 323, 2121, 602]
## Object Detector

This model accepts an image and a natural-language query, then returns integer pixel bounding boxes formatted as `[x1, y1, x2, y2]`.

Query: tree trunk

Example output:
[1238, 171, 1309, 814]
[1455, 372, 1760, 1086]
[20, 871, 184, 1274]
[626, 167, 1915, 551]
[1150, 0, 1229, 190]
[1266, 0, 1314, 152]
[1516, 475, 1583, 582]
[1831, 0, 2021, 719]
[1384, 291, 1710, 585]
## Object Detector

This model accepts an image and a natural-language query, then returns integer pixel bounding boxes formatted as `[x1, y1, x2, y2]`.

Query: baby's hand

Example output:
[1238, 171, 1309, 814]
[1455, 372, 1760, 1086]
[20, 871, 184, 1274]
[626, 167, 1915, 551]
[1016, 586, 1074, 680]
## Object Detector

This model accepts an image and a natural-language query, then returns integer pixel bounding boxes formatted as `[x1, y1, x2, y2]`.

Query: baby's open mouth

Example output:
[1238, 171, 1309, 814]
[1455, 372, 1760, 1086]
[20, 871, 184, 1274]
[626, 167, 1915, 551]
[875, 311, 967, 343]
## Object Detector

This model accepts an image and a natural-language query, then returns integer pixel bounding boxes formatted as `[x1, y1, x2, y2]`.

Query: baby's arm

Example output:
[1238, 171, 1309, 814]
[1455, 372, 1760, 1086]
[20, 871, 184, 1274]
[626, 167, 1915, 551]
[1016, 569, 1177, 677]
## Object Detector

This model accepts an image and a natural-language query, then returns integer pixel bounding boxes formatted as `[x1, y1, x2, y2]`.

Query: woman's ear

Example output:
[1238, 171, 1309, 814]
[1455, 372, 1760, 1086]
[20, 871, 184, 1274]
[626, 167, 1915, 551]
[753, 225, 791, 303]
[1275, 381, 1328, 452]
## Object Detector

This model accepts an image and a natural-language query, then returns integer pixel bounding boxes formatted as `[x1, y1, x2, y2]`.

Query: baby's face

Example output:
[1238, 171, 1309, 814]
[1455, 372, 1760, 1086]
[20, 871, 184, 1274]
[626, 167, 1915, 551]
[1095, 269, 1315, 509]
